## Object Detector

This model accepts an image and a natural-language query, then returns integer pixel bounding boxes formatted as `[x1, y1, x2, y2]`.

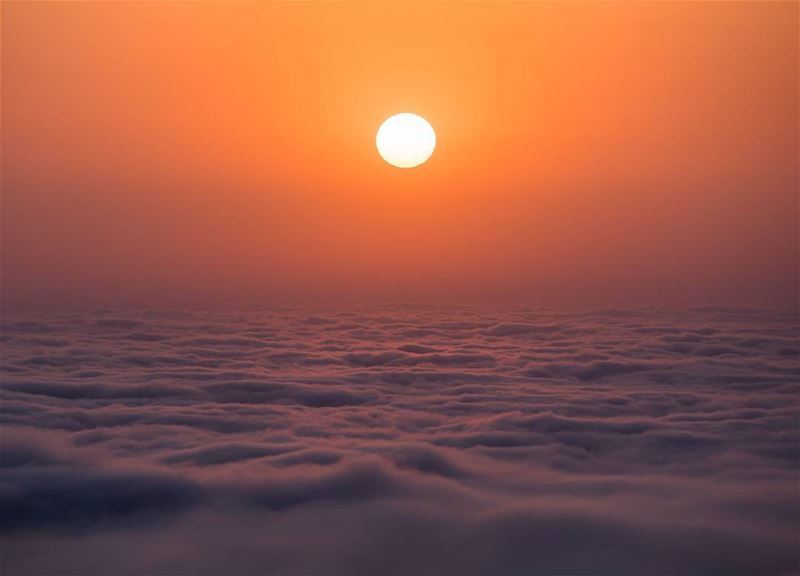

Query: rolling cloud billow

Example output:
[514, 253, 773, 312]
[1, 306, 798, 575]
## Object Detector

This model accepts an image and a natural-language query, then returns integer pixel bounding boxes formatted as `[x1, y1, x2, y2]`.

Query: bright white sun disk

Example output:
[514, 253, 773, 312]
[376, 113, 436, 168]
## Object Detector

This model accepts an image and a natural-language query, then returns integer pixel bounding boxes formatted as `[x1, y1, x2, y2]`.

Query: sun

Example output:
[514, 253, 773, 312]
[376, 113, 436, 168]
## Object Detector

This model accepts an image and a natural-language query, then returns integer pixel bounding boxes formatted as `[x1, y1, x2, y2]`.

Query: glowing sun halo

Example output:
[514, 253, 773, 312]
[376, 113, 436, 168]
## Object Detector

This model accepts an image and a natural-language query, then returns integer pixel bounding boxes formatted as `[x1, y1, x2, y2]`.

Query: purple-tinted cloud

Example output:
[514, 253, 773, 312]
[0, 306, 797, 574]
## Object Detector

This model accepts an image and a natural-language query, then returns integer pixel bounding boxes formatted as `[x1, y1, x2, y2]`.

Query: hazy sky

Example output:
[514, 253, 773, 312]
[2, 1, 797, 309]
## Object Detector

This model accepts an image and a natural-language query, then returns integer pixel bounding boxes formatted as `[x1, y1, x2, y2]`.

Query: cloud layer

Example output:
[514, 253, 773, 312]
[1, 306, 798, 574]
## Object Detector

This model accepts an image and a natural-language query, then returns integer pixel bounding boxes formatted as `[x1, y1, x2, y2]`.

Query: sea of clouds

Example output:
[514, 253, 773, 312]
[1, 306, 798, 575]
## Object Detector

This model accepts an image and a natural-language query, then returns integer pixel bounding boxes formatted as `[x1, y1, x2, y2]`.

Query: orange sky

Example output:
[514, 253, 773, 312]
[2, 1, 798, 309]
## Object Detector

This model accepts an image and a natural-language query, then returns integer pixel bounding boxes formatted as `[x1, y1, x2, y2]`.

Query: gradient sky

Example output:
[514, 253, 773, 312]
[2, 1, 798, 309]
